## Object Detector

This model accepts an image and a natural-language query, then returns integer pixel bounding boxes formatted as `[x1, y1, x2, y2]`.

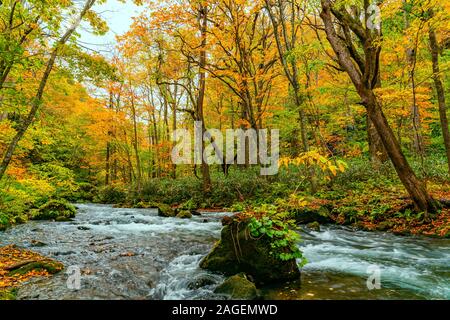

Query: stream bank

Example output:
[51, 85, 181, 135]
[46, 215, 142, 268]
[0, 204, 448, 300]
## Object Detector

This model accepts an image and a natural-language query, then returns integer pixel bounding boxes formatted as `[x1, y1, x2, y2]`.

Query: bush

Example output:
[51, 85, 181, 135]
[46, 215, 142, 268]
[69, 182, 95, 202]
[0, 212, 10, 231]
[94, 185, 127, 204]
[30, 199, 76, 221]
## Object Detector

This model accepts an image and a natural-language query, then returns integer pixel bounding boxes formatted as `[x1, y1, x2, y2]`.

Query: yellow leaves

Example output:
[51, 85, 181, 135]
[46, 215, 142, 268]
[279, 150, 347, 178]
[19, 178, 55, 197]
[287, 194, 309, 208]
[0, 245, 60, 290]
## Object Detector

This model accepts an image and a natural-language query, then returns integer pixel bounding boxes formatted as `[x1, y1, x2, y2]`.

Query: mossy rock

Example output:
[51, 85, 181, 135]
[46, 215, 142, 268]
[214, 273, 258, 300]
[176, 210, 192, 219]
[156, 203, 176, 217]
[293, 206, 332, 224]
[7, 259, 64, 276]
[30, 200, 76, 221]
[200, 218, 300, 285]
[376, 220, 395, 231]
[0, 289, 17, 300]
[307, 221, 321, 232]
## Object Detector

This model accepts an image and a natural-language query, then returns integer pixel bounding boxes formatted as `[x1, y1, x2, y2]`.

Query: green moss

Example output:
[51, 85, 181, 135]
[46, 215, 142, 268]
[157, 203, 176, 217]
[200, 217, 301, 285]
[0, 212, 10, 231]
[176, 210, 192, 219]
[30, 199, 76, 221]
[0, 288, 17, 300]
[7, 260, 64, 276]
[307, 221, 321, 232]
[214, 273, 258, 300]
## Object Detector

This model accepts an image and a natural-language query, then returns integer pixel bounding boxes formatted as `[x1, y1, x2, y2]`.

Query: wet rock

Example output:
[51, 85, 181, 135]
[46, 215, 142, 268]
[53, 251, 76, 256]
[376, 221, 395, 231]
[214, 273, 258, 300]
[30, 200, 76, 221]
[30, 240, 47, 247]
[77, 226, 91, 231]
[200, 217, 300, 285]
[55, 216, 72, 222]
[7, 259, 64, 276]
[307, 221, 321, 232]
[188, 276, 216, 290]
[203, 219, 209, 223]
[293, 206, 332, 224]
[176, 210, 192, 219]
[156, 203, 176, 217]
[191, 210, 202, 216]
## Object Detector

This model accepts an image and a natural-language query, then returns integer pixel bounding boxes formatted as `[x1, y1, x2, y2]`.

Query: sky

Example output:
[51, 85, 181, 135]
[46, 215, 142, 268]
[78, 0, 144, 55]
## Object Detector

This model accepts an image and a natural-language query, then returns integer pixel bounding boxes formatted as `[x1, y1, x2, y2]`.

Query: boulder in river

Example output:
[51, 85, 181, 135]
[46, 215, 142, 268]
[214, 273, 258, 300]
[293, 206, 332, 224]
[30, 200, 76, 221]
[200, 216, 301, 285]
[307, 221, 321, 232]
[156, 203, 176, 217]
[176, 210, 192, 219]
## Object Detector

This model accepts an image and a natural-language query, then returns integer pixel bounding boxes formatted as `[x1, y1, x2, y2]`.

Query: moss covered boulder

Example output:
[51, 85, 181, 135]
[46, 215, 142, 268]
[7, 259, 64, 276]
[155, 203, 176, 217]
[176, 210, 192, 219]
[30, 200, 76, 221]
[0, 289, 17, 300]
[307, 221, 321, 232]
[214, 273, 258, 300]
[293, 206, 332, 224]
[200, 216, 301, 285]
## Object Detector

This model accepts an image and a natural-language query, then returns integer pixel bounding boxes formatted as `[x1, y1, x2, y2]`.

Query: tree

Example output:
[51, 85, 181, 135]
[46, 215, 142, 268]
[319, 0, 437, 213]
[0, 0, 100, 180]
[428, 8, 450, 174]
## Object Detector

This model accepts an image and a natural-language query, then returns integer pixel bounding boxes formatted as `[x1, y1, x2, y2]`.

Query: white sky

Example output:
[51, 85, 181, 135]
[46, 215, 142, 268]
[78, 0, 144, 55]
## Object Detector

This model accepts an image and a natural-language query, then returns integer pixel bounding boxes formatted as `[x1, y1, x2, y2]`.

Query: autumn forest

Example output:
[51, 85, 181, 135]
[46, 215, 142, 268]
[0, 0, 449, 301]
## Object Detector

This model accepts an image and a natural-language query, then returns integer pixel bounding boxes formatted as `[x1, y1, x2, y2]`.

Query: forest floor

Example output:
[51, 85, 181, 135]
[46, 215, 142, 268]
[0, 245, 63, 300]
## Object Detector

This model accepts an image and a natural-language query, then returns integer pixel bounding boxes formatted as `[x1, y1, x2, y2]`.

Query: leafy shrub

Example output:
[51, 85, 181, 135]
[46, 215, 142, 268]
[30, 199, 76, 220]
[247, 215, 307, 266]
[94, 185, 127, 204]
[0, 212, 10, 231]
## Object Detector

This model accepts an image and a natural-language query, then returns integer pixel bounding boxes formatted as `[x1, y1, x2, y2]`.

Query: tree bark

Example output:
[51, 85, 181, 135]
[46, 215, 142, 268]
[320, 0, 437, 214]
[197, 4, 212, 193]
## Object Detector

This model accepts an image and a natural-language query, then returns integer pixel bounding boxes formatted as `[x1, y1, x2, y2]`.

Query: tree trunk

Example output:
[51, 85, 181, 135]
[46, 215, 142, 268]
[197, 5, 212, 193]
[105, 142, 110, 185]
[429, 20, 450, 175]
[365, 89, 436, 213]
[130, 95, 142, 193]
[319, 0, 436, 214]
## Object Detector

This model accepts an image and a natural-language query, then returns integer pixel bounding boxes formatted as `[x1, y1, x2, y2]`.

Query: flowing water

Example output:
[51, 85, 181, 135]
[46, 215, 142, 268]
[0, 204, 448, 300]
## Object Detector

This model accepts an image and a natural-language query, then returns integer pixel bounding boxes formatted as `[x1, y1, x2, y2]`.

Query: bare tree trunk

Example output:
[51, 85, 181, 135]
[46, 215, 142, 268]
[130, 94, 142, 193]
[197, 4, 212, 192]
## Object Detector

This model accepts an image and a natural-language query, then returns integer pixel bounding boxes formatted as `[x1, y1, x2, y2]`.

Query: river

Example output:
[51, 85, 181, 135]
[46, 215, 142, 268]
[0, 204, 448, 300]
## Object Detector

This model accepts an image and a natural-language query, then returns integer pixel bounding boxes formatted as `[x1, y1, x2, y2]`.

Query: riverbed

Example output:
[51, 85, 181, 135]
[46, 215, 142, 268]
[0, 204, 448, 299]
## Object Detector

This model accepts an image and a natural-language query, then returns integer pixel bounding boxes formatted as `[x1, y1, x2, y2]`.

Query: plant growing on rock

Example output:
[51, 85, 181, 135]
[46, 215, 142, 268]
[247, 215, 307, 267]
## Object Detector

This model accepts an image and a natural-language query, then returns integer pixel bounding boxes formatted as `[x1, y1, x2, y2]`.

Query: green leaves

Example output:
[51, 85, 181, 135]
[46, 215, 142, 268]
[247, 215, 306, 267]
